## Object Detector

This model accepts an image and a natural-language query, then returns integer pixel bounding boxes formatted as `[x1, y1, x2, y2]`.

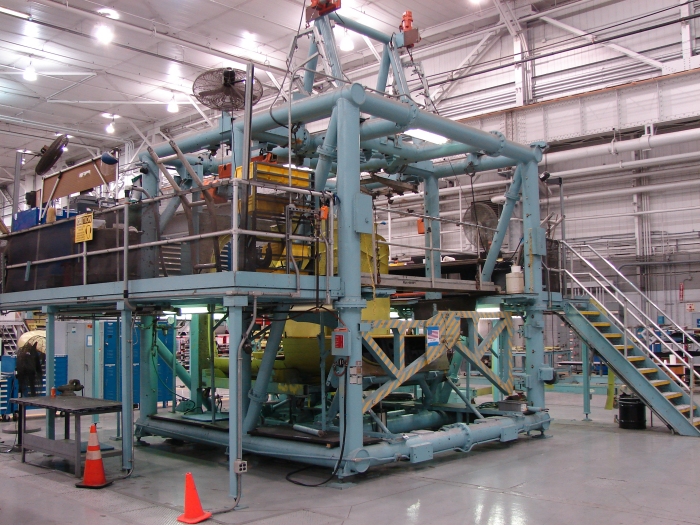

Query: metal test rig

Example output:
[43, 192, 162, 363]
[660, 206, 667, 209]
[0, 2, 553, 500]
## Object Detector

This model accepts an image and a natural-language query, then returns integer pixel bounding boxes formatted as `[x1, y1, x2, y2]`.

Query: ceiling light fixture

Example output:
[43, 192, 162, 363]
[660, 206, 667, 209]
[95, 24, 113, 44]
[167, 95, 179, 113]
[96, 8, 120, 19]
[404, 129, 448, 144]
[339, 29, 354, 52]
[23, 62, 37, 81]
[0, 6, 30, 19]
[106, 119, 115, 134]
[469, 0, 483, 4]
[101, 113, 120, 119]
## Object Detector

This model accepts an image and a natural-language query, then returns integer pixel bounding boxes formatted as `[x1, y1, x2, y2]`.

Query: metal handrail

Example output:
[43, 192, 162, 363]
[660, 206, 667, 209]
[575, 242, 698, 350]
[7, 181, 334, 282]
[562, 242, 700, 385]
[569, 269, 700, 384]
[563, 242, 698, 357]
[566, 270, 693, 391]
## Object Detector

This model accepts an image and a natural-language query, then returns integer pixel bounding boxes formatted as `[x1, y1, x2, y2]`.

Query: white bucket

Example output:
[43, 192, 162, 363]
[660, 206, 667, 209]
[506, 266, 524, 294]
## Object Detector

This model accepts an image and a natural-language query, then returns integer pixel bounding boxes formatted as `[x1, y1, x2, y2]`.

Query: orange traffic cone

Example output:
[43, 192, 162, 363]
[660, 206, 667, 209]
[177, 472, 212, 524]
[76, 424, 112, 489]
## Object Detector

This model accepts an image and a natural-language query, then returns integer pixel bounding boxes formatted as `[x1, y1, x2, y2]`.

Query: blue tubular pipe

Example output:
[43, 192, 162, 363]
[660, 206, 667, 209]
[375, 45, 391, 93]
[329, 13, 392, 44]
[303, 39, 319, 95]
[149, 119, 232, 158]
[156, 338, 192, 390]
[356, 90, 538, 163]
[433, 155, 520, 178]
[314, 108, 338, 191]
[242, 305, 290, 434]
[231, 84, 365, 136]
[335, 97, 366, 474]
[481, 167, 523, 282]
[316, 17, 344, 83]
[243, 413, 551, 471]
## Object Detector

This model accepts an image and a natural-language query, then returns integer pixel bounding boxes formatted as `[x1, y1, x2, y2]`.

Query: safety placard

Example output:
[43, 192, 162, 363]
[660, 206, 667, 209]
[74, 212, 93, 243]
[426, 326, 440, 347]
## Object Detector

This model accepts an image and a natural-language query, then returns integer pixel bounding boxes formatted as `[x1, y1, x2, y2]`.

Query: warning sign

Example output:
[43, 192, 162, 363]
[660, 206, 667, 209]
[426, 326, 440, 347]
[74, 212, 93, 243]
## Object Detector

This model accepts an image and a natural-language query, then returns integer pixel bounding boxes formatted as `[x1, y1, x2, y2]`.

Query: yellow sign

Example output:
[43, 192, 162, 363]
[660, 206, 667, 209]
[74, 212, 94, 243]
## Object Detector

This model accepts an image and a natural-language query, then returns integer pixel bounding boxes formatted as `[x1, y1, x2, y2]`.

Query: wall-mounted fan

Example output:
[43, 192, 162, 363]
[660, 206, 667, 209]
[462, 202, 499, 252]
[192, 68, 263, 111]
[35, 134, 69, 176]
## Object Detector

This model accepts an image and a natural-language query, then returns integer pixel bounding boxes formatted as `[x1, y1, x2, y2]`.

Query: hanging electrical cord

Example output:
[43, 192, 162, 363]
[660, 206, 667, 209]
[286, 358, 348, 487]
[267, 0, 308, 130]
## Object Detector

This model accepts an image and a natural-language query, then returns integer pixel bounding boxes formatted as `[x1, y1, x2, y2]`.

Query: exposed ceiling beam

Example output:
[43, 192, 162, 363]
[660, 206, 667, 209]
[433, 29, 503, 106]
[540, 15, 665, 70]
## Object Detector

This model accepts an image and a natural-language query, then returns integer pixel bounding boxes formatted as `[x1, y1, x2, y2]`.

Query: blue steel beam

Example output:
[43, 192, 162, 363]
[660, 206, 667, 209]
[328, 13, 392, 44]
[521, 161, 547, 408]
[335, 96, 366, 475]
[481, 166, 523, 282]
[242, 305, 290, 433]
[119, 304, 134, 471]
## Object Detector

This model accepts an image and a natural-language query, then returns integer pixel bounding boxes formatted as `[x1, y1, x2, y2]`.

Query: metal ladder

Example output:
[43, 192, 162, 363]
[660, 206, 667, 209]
[559, 242, 700, 436]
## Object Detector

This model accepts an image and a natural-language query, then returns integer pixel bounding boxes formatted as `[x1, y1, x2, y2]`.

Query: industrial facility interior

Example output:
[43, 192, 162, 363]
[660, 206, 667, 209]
[0, 0, 699, 523]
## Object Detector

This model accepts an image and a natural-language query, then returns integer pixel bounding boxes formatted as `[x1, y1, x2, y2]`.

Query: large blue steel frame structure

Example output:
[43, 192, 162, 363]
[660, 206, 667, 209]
[1, 10, 551, 501]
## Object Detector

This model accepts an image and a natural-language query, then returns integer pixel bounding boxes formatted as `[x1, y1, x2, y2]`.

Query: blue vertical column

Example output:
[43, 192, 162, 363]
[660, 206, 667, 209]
[138, 316, 157, 420]
[482, 167, 523, 282]
[140, 159, 160, 279]
[334, 97, 366, 474]
[582, 341, 591, 421]
[521, 160, 547, 408]
[225, 296, 247, 501]
[424, 174, 441, 300]
[119, 304, 134, 471]
[43, 306, 56, 439]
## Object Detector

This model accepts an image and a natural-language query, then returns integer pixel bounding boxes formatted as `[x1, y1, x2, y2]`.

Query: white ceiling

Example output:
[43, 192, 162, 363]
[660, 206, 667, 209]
[0, 0, 563, 184]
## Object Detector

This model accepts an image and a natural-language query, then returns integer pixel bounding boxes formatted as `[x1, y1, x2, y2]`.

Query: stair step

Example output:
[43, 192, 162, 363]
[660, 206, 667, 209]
[663, 391, 683, 400]
[650, 379, 671, 388]
[591, 322, 611, 328]
[603, 333, 622, 339]
[615, 345, 635, 350]
[693, 418, 700, 427]
[579, 310, 601, 316]
[675, 404, 696, 413]
[638, 368, 657, 375]
[627, 356, 646, 362]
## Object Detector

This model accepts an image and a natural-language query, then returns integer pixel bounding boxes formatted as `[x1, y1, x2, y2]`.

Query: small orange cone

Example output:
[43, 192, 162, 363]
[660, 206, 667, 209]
[76, 424, 112, 489]
[177, 472, 212, 524]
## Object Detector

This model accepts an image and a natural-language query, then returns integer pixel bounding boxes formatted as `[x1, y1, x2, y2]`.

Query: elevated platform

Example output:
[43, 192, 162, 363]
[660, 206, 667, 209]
[0, 271, 342, 311]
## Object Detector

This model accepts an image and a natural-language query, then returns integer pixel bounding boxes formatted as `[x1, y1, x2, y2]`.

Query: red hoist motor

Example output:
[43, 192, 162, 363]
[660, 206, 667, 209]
[399, 11, 421, 48]
[306, 0, 341, 22]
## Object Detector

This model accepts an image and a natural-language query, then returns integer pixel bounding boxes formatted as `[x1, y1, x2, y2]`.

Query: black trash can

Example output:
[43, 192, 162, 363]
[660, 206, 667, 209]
[618, 395, 647, 429]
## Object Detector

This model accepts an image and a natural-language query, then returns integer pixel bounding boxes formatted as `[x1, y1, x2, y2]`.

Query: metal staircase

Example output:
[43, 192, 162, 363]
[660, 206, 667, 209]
[559, 242, 700, 437]
[0, 321, 27, 355]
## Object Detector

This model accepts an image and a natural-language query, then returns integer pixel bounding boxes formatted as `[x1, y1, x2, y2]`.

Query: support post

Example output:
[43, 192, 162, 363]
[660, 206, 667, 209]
[582, 341, 591, 421]
[225, 296, 247, 500]
[139, 159, 160, 279]
[334, 97, 366, 475]
[118, 303, 134, 471]
[139, 316, 158, 420]
[375, 45, 391, 94]
[11, 151, 21, 221]
[482, 167, 522, 282]
[423, 174, 441, 300]
[42, 306, 57, 439]
[521, 160, 546, 408]
[242, 305, 290, 433]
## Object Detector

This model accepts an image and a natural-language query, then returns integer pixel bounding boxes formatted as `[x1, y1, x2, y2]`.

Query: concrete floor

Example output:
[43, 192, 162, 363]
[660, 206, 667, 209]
[1, 392, 699, 525]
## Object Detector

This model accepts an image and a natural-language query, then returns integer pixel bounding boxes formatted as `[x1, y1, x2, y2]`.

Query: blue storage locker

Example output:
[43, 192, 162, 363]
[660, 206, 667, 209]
[103, 322, 174, 405]
[0, 355, 68, 418]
